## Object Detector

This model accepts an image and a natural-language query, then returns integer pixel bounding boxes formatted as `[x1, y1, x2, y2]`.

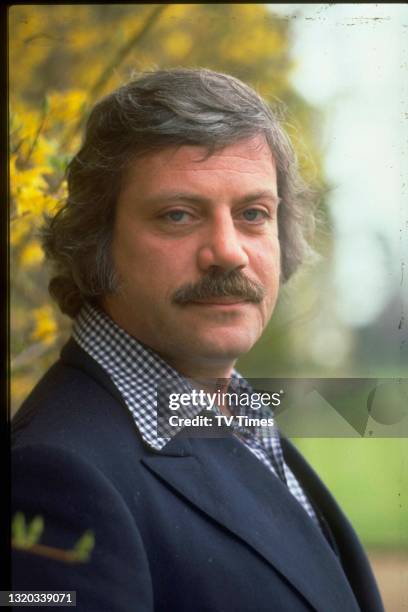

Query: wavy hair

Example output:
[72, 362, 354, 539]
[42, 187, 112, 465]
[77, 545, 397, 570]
[42, 67, 315, 317]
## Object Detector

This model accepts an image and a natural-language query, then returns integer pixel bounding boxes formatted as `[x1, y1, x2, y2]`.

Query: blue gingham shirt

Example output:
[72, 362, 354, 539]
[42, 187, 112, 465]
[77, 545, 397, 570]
[73, 302, 320, 528]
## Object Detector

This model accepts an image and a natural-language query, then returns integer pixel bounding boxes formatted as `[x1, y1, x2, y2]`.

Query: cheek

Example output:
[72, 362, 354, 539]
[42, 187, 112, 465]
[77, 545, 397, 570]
[114, 227, 167, 275]
[252, 238, 280, 283]
[146, 241, 193, 280]
[115, 234, 196, 300]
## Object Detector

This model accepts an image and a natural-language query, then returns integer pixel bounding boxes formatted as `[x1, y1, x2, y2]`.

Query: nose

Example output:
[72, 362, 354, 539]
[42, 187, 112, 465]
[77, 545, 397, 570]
[197, 213, 249, 273]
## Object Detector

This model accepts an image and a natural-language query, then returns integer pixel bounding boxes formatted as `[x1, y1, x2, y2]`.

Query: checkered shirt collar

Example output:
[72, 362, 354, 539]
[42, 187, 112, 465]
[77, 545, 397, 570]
[72, 302, 254, 450]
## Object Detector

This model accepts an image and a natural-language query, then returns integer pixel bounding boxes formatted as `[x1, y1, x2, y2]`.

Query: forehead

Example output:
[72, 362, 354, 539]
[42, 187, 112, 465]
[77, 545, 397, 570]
[121, 135, 277, 191]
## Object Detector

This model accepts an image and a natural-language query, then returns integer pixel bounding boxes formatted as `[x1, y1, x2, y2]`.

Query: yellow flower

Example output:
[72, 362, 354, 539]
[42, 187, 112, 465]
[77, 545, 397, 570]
[10, 215, 32, 246]
[31, 135, 56, 166]
[16, 187, 47, 217]
[13, 109, 43, 148]
[162, 4, 190, 19]
[30, 305, 57, 346]
[20, 240, 44, 267]
[47, 89, 88, 124]
[58, 179, 68, 200]
[9, 154, 18, 187]
[11, 164, 50, 193]
[11, 163, 55, 218]
[11, 375, 35, 417]
[163, 31, 192, 60]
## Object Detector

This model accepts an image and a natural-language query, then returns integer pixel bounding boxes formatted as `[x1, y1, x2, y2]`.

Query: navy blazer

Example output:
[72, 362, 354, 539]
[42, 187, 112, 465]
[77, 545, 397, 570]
[12, 339, 384, 612]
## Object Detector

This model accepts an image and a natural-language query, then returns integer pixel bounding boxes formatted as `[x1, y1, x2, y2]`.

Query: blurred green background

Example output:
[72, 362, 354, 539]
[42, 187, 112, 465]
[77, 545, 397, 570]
[9, 4, 408, 609]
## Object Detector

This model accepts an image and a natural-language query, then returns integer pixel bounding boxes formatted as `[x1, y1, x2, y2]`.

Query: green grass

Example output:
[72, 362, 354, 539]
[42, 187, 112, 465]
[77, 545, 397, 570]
[292, 438, 408, 550]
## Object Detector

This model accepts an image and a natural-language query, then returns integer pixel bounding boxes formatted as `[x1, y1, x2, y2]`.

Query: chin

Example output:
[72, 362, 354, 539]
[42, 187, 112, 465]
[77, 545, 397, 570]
[195, 333, 258, 362]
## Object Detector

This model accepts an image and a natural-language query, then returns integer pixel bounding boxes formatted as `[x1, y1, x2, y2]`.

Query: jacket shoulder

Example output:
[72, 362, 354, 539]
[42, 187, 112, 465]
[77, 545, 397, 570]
[12, 442, 154, 611]
[12, 339, 147, 467]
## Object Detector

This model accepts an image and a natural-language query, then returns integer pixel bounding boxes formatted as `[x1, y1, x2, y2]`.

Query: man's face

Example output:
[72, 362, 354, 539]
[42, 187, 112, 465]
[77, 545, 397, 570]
[102, 135, 281, 377]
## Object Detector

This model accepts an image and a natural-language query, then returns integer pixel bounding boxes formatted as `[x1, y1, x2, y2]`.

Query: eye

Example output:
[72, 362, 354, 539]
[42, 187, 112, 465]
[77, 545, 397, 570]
[240, 208, 270, 223]
[163, 209, 194, 224]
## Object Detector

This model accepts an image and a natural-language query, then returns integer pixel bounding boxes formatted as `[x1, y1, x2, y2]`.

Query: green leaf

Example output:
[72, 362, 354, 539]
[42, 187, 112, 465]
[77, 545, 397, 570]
[73, 530, 95, 561]
[12, 512, 27, 545]
[25, 516, 44, 546]
[48, 153, 71, 173]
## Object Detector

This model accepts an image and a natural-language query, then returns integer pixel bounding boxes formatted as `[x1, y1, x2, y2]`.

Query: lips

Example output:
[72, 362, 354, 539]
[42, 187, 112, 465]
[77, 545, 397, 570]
[189, 297, 249, 306]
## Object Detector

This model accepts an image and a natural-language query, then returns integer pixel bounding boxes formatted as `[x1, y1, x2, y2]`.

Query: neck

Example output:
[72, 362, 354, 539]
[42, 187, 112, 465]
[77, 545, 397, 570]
[160, 355, 235, 417]
[158, 351, 236, 383]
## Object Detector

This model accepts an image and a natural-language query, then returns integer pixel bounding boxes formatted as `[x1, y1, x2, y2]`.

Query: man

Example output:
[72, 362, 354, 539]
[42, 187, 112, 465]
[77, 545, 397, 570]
[12, 68, 383, 611]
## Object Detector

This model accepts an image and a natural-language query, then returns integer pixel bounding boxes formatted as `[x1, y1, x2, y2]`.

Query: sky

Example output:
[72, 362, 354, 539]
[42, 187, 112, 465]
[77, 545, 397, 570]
[270, 3, 407, 329]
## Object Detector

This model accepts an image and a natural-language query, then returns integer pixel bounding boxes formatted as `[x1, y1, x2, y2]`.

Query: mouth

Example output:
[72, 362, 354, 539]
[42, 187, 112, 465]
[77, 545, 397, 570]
[188, 297, 250, 307]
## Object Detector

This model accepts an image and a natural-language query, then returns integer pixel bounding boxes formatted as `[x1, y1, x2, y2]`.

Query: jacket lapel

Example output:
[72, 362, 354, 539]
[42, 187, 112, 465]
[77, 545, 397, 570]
[142, 434, 360, 612]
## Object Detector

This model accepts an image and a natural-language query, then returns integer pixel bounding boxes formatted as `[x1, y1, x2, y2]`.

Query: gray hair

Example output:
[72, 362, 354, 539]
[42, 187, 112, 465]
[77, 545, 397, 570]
[42, 67, 315, 317]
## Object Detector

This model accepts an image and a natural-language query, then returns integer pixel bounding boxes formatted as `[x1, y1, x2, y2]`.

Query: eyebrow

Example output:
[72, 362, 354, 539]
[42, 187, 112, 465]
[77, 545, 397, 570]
[143, 190, 281, 207]
[238, 190, 281, 206]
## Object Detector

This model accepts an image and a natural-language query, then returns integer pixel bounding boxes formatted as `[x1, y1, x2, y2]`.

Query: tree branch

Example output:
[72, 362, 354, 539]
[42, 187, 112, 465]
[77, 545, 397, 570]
[60, 4, 169, 152]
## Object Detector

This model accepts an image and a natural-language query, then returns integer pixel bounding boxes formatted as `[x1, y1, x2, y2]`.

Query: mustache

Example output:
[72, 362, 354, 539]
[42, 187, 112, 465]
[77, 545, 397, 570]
[172, 270, 265, 305]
